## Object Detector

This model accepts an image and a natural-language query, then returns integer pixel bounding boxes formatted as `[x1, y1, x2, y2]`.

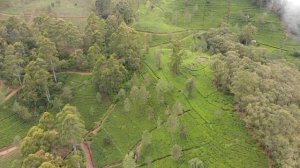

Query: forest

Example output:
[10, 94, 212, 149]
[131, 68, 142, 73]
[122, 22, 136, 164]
[0, 0, 299, 168]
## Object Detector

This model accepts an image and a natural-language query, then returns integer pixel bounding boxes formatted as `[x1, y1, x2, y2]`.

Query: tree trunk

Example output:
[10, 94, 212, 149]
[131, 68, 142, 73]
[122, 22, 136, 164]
[45, 86, 50, 102]
[52, 66, 57, 82]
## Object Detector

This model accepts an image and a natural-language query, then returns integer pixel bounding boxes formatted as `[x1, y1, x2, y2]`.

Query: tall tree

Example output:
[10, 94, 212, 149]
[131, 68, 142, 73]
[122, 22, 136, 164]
[36, 36, 60, 82]
[171, 144, 183, 161]
[93, 56, 127, 95]
[114, 0, 136, 24]
[87, 43, 103, 67]
[33, 15, 83, 54]
[95, 0, 113, 19]
[123, 152, 136, 168]
[109, 22, 142, 70]
[21, 59, 52, 106]
[68, 49, 89, 70]
[170, 41, 184, 75]
[3, 43, 25, 85]
[84, 13, 107, 50]
[56, 105, 86, 151]
[239, 23, 257, 45]
[185, 77, 196, 98]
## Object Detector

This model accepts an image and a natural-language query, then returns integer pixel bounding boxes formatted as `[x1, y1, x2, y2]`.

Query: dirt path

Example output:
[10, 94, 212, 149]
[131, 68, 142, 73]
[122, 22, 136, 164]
[0, 87, 21, 106]
[80, 142, 94, 168]
[0, 145, 17, 157]
[79, 104, 116, 168]
[61, 71, 92, 75]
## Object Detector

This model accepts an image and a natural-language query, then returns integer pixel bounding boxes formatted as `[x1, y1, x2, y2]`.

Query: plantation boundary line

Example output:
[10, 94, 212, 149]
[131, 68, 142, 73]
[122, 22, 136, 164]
[91, 104, 116, 135]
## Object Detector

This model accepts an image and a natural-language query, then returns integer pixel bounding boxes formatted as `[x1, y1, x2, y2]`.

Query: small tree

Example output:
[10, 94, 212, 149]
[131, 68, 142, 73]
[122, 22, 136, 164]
[12, 101, 32, 121]
[172, 101, 183, 115]
[141, 130, 151, 150]
[239, 24, 257, 45]
[171, 144, 183, 161]
[166, 113, 179, 135]
[93, 56, 127, 95]
[96, 92, 102, 103]
[124, 98, 131, 112]
[123, 152, 136, 168]
[185, 77, 196, 98]
[170, 41, 184, 75]
[116, 88, 126, 101]
[155, 79, 171, 104]
[189, 158, 205, 168]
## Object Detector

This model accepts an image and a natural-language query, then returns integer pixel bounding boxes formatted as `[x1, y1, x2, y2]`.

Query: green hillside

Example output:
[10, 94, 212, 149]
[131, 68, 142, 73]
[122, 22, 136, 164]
[0, 0, 299, 167]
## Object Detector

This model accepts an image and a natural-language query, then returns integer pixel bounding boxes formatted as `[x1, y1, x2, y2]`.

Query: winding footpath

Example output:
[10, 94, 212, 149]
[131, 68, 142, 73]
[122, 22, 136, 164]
[80, 142, 94, 168]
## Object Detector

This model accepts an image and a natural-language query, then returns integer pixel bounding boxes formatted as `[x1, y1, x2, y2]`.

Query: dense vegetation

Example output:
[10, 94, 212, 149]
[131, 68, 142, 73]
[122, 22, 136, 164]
[0, 0, 299, 167]
[202, 25, 300, 167]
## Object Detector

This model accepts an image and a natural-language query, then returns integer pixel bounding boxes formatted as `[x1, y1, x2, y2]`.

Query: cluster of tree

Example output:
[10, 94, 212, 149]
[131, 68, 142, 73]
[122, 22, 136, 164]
[0, 8, 142, 119]
[92, 17, 142, 97]
[203, 25, 300, 167]
[18, 104, 86, 168]
[95, 0, 137, 24]
[33, 14, 83, 56]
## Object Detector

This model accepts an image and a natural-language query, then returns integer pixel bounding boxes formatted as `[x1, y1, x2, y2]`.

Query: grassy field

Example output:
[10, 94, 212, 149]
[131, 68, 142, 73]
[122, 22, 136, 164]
[58, 73, 112, 130]
[0, 97, 33, 149]
[0, 0, 94, 29]
[88, 0, 285, 167]
[90, 44, 268, 167]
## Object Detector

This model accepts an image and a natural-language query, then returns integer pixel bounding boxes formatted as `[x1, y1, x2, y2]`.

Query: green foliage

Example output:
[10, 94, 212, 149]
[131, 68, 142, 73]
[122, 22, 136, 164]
[68, 49, 88, 70]
[95, 0, 113, 19]
[166, 113, 179, 135]
[116, 88, 126, 101]
[0, 16, 34, 45]
[170, 41, 184, 74]
[21, 59, 52, 107]
[189, 158, 205, 168]
[141, 130, 151, 149]
[33, 15, 83, 52]
[20, 105, 85, 168]
[124, 97, 131, 112]
[155, 78, 172, 104]
[2, 43, 25, 85]
[203, 26, 236, 54]
[93, 56, 127, 95]
[109, 22, 142, 70]
[36, 36, 60, 82]
[123, 152, 136, 168]
[210, 26, 300, 167]
[114, 0, 136, 24]
[171, 144, 183, 161]
[56, 104, 86, 146]
[22, 150, 63, 168]
[128, 85, 150, 113]
[87, 43, 103, 67]
[84, 13, 107, 50]
[12, 101, 32, 121]
[96, 92, 102, 103]
[185, 77, 195, 98]
[239, 24, 257, 45]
